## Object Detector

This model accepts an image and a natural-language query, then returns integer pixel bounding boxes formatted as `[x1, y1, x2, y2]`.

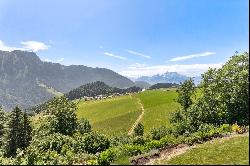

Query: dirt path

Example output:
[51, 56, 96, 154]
[128, 97, 145, 135]
[131, 132, 249, 165]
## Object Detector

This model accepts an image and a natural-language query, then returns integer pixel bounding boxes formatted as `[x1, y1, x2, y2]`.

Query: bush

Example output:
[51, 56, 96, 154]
[131, 136, 145, 145]
[133, 123, 144, 136]
[28, 133, 75, 153]
[144, 140, 161, 151]
[218, 124, 232, 133]
[76, 118, 91, 134]
[232, 123, 241, 133]
[109, 135, 132, 147]
[171, 120, 193, 137]
[150, 126, 171, 140]
[159, 135, 176, 147]
[122, 144, 144, 157]
[74, 132, 110, 154]
[97, 148, 117, 165]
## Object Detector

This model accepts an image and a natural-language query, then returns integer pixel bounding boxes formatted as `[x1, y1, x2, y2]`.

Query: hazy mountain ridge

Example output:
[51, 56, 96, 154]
[134, 72, 189, 84]
[0, 50, 135, 110]
[134, 72, 202, 85]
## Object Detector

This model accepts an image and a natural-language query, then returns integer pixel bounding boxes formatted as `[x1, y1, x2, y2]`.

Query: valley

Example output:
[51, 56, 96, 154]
[0, 0, 248, 165]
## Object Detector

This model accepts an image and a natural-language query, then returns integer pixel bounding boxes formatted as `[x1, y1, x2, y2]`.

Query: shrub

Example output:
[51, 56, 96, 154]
[218, 124, 232, 133]
[150, 126, 171, 140]
[131, 136, 145, 145]
[122, 144, 144, 157]
[97, 148, 117, 165]
[109, 135, 132, 147]
[76, 118, 92, 134]
[133, 123, 144, 136]
[29, 133, 75, 153]
[144, 140, 162, 151]
[74, 132, 110, 154]
[159, 135, 176, 147]
[232, 123, 241, 133]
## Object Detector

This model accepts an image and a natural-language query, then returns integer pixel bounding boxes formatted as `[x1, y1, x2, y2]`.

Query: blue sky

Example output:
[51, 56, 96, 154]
[0, 0, 249, 77]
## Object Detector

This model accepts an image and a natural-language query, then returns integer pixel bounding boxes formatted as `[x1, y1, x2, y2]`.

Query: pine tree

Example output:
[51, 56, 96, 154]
[20, 111, 32, 149]
[5, 106, 24, 157]
[0, 106, 6, 148]
[134, 123, 144, 136]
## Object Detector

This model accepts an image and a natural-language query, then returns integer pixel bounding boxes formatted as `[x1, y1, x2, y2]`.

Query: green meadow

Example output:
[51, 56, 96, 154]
[166, 135, 249, 165]
[76, 88, 180, 135]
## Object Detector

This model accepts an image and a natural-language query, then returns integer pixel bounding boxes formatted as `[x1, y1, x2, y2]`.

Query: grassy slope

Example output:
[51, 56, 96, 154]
[136, 89, 179, 133]
[76, 95, 141, 136]
[166, 135, 249, 165]
[76, 89, 179, 135]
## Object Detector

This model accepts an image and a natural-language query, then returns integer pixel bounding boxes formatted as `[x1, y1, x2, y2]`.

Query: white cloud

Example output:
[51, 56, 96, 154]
[169, 52, 216, 62]
[0, 40, 50, 52]
[0, 40, 23, 51]
[99, 45, 104, 49]
[20, 41, 50, 52]
[127, 50, 151, 59]
[57, 58, 64, 63]
[119, 63, 223, 78]
[104, 52, 127, 60]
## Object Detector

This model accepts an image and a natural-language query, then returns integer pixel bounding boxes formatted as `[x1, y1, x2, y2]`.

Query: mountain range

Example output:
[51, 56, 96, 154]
[0, 50, 202, 111]
[0, 50, 134, 110]
[134, 72, 189, 84]
[133, 72, 201, 85]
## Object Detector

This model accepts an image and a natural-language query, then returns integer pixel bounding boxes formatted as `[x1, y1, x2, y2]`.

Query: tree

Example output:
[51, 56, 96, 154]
[180, 52, 249, 129]
[0, 106, 6, 149]
[176, 78, 195, 114]
[38, 96, 78, 136]
[20, 112, 32, 149]
[133, 123, 144, 136]
[77, 118, 92, 134]
[5, 106, 24, 157]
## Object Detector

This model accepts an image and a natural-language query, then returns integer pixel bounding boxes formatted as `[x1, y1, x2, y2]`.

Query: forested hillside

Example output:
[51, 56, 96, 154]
[65, 81, 142, 100]
[149, 83, 179, 89]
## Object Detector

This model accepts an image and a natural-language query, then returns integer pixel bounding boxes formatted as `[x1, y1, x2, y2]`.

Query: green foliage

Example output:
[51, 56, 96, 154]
[65, 81, 141, 100]
[149, 83, 179, 90]
[96, 124, 245, 165]
[170, 109, 184, 124]
[33, 115, 59, 137]
[134, 123, 144, 136]
[176, 78, 195, 113]
[192, 53, 249, 126]
[74, 132, 110, 154]
[122, 144, 144, 156]
[14, 133, 97, 165]
[77, 118, 92, 134]
[20, 112, 32, 151]
[150, 126, 172, 140]
[172, 53, 249, 131]
[131, 136, 146, 145]
[29, 133, 75, 153]
[32, 96, 78, 137]
[43, 96, 77, 136]
[97, 148, 117, 165]
[109, 135, 132, 147]
[4, 107, 32, 157]
[0, 107, 7, 149]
